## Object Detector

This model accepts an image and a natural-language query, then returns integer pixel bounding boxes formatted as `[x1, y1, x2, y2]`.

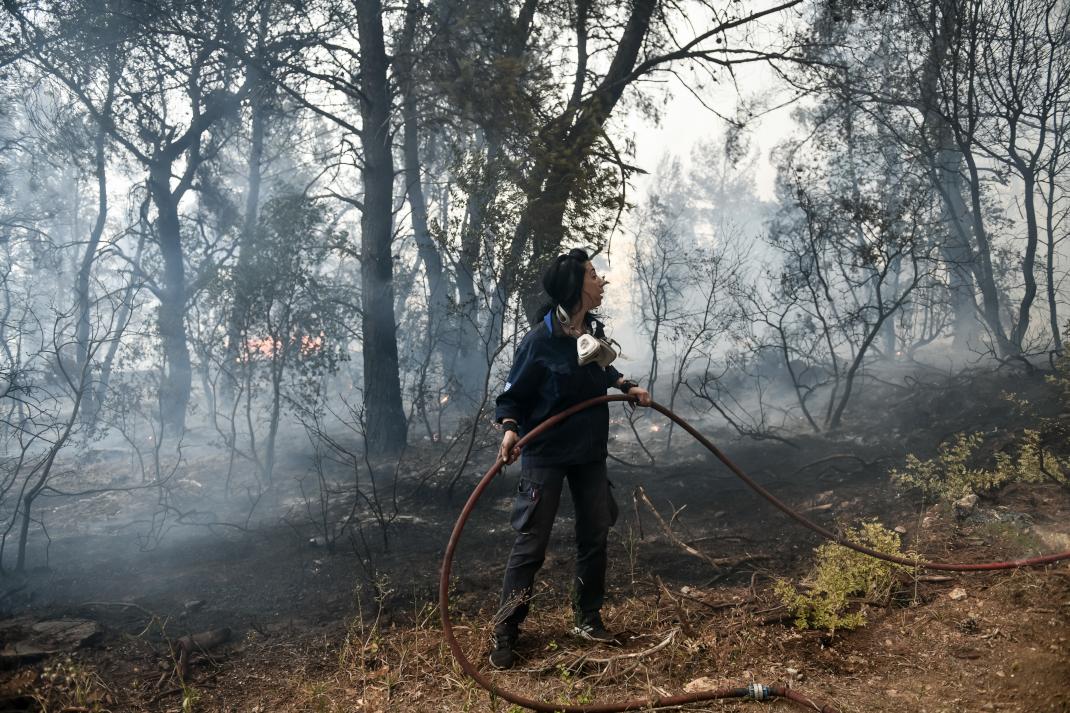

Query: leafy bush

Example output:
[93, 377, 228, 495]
[774, 521, 911, 634]
[891, 430, 1067, 502]
[994, 429, 1068, 485]
[890, 432, 1002, 500]
[1046, 322, 1070, 405]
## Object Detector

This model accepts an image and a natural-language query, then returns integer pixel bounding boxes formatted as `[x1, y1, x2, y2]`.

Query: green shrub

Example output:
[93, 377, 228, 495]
[1046, 322, 1070, 405]
[995, 429, 1068, 485]
[891, 430, 1067, 503]
[775, 521, 911, 634]
[889, 432, 1003, 500]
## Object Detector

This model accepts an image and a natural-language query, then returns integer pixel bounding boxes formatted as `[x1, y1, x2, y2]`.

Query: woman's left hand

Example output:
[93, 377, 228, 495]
[627, 386, 652, 407]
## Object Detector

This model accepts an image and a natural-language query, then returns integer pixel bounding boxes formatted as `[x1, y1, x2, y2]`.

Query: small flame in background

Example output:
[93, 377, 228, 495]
[649, 424, 661, 433]
[242, 334, 324, 361]
[440, 394, 450, 405]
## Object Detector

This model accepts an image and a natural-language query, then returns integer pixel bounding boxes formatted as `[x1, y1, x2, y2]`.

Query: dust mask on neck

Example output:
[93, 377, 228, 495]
[577, 333, 618, 367]
[556, 305, 618, 367]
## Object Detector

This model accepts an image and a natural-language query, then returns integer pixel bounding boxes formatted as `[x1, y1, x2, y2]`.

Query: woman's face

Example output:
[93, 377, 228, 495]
[580, 261, 606, 312]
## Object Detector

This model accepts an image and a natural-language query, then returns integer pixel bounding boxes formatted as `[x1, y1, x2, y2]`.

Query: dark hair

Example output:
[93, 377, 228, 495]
[540, 247, 588, 312]
[534, 248, 597, 326]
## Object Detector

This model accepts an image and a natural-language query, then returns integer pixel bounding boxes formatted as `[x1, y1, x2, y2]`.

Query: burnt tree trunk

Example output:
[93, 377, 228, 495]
[1009, 166, 1040, 348]
[1044, 163, 1062, 350]
[355, 0, 407, 455]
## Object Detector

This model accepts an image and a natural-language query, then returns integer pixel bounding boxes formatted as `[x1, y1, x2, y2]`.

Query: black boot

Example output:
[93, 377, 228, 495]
[572, 612, 619, 644]
[489, 625, 518, 669]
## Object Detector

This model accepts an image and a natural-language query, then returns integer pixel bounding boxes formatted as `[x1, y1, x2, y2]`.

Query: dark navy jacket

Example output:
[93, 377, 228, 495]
[495, 311, 623, 468]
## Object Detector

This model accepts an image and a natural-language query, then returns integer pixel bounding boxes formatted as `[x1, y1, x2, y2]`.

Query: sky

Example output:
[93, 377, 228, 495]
[595, 55, 800, 359]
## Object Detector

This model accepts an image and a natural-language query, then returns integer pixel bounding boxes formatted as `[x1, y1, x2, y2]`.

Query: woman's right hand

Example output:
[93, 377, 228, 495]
[499, 430, 520, 464]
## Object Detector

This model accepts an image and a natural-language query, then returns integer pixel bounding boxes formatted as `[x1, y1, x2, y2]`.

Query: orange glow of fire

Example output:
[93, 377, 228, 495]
[242, 333, 325, 361]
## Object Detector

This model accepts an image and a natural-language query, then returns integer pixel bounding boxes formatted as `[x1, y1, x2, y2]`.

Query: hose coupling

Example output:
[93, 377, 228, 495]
[746, 683, 773, 701]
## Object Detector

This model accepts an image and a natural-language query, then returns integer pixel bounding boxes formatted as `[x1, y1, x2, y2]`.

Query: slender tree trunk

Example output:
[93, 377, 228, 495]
[94, 217, 147, 411]
[453, 132, 503, 403]
[399, 0, 448, 361]
[75, 121, 109, 423]
[829, 265, 922, 429]
[15, 358, 89, 572]
[224, 8, 270, 402]
[934, 151, 980, 352]
[148, 162, 192, 434]
[355, 0, 407, 455]
[917, 0, 984, 353]
[264, 348, 285, 482]
[956, 0, 1016, 355]
[1044, 169, 1062, 350]
[960, 148, 1015, 355]
[1009, 167, 1041, 349]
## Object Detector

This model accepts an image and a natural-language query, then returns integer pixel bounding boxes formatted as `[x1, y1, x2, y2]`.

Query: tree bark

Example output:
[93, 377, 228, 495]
[148, 162, 192, 435]
[399, 0, 448, 361]
[1009, 167, 1040, 348]
[453, 132, 501, 405]
[75, 114, 110, 424]
[916, 0, 1015, 355]
[355, 0, 407, 455]
[1044, 163, 1062, 350]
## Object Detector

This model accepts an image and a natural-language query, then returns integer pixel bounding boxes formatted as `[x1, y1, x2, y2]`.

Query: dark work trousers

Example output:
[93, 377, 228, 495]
[496, 459, 618, 631]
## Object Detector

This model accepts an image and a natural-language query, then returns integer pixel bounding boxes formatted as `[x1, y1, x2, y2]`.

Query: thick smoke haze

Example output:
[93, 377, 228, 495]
[0, 1, 1068, 710]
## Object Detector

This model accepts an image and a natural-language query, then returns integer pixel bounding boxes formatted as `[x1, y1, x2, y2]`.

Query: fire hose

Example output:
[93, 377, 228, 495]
[439, 394, 1070, 712]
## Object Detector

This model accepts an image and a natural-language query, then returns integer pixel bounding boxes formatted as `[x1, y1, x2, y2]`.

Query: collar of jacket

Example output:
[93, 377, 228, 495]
[544, 309, 579, 338]
[544, 309, 604, 339]
[543, 310, 557, 336]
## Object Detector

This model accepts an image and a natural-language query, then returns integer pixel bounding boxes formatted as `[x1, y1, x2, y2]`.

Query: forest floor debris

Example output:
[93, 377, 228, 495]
[1, 371, 1068, 712]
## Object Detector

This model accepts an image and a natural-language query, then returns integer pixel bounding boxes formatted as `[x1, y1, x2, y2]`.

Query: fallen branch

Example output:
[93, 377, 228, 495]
[634, 486, 769, 571]
[80, 600, 160, 637]
[634, 486, 721, 571]
[655, 576, 695, 637]
[788, 453, 878, 479]
[607, 453, 643, 469]
[582, 628, 679, 665]
[724, 607, 794, 632]
[80, 600, 158, 618]
[677, 591, 755, 612]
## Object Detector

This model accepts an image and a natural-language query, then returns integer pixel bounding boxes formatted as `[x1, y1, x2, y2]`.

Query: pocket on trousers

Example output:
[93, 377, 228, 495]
[510, 478, 541, 532]
[607, 479, 619, 527]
